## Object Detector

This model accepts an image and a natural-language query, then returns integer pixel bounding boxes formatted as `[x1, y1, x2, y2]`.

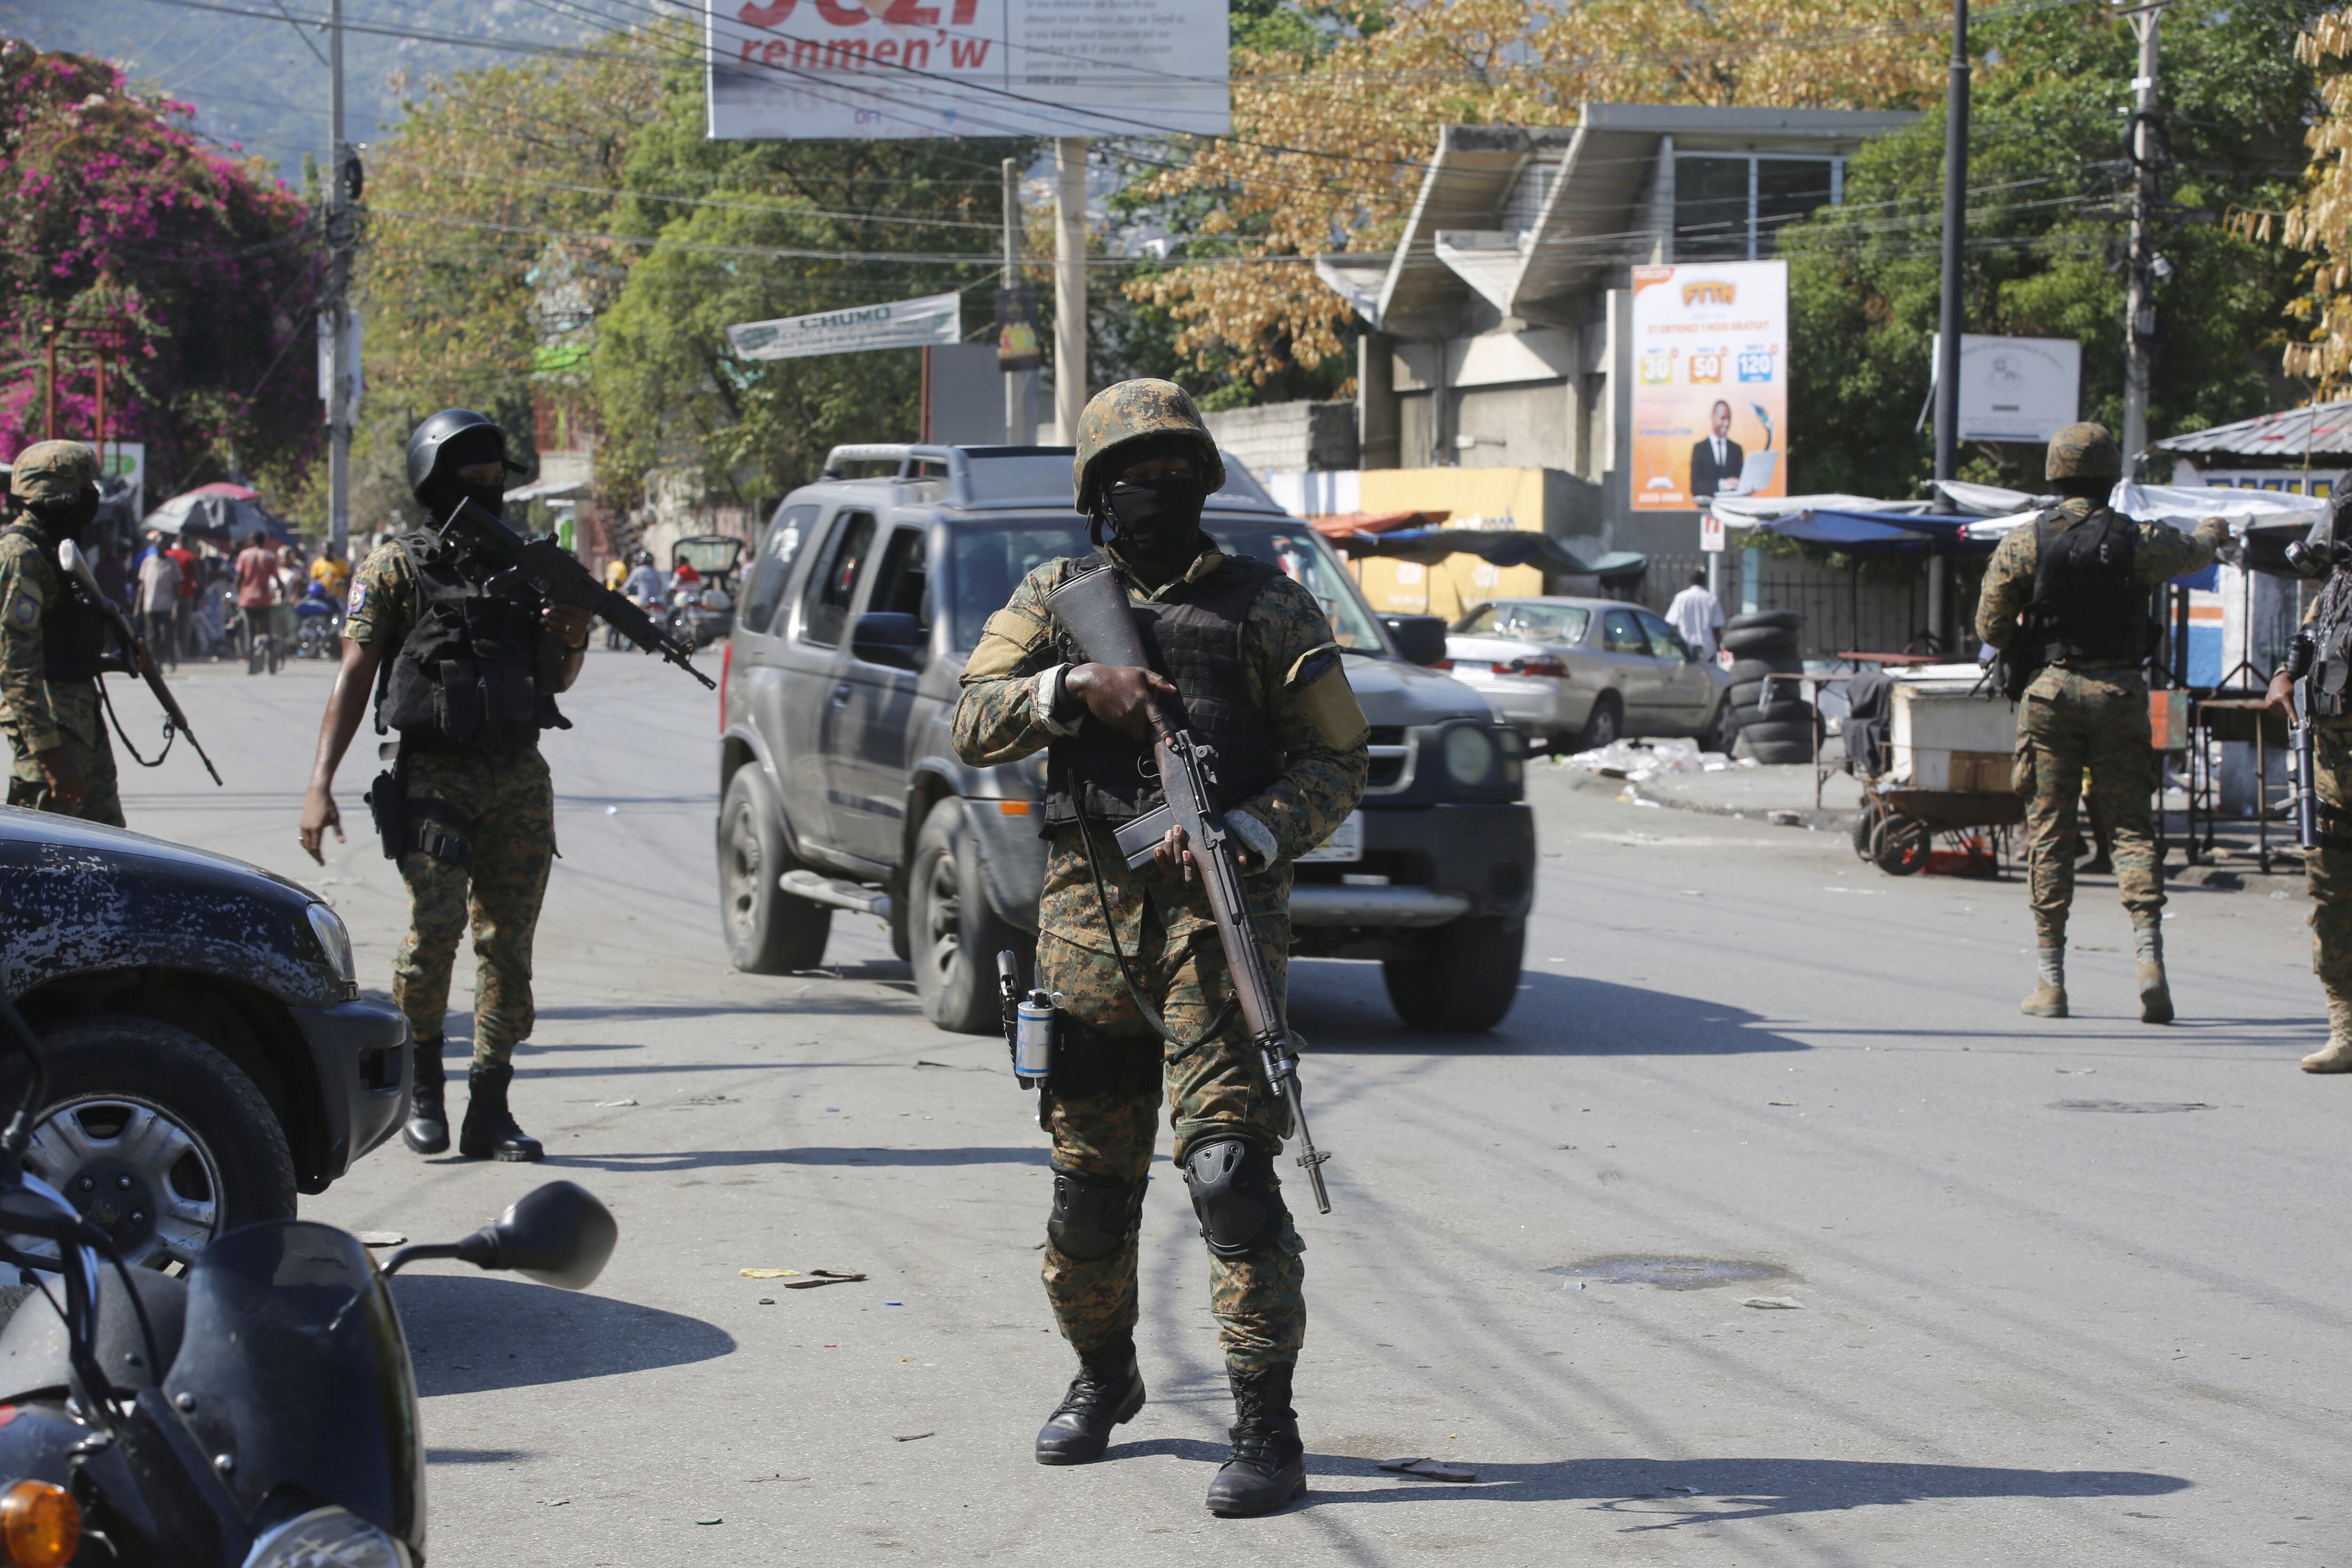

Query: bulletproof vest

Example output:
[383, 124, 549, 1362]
[2031, 506, 2147, 666]
[2310, 567, 2352, 718]
[377, 529, 563, 748]
[0, 524, 106, 682]
[1041, 551, 1283, 828]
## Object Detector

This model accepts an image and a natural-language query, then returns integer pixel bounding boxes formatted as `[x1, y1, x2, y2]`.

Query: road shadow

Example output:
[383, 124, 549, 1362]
[1288, 964, 1810, 1058]
[390, 1274, 734, 1397]
[540, 1145, 1050, 1172]
[1104, 1441, 2185, 1523]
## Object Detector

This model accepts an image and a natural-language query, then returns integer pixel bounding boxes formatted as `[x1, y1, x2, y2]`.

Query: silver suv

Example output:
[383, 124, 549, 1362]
[715, 445, 1537, 1034]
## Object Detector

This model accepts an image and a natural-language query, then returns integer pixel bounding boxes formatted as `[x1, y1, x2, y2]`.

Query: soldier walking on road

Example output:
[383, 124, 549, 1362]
[297, 410, 593, 1162]
[1975, 422, 2223, 1022]
[0, 441, 136, 826]
[2265, 490, 2352, 1072]
[952, 380, 1370, 1517]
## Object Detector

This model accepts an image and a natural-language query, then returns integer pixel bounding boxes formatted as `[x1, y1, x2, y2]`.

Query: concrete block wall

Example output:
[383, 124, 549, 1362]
[1203, 401, 1359, 476]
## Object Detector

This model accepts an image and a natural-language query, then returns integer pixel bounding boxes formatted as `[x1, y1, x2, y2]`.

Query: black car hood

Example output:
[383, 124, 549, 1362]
[0, 806, 341, 1004]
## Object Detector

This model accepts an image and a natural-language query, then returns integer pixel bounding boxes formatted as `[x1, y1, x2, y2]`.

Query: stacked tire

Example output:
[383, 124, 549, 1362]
[1717, 610, 1814, 765]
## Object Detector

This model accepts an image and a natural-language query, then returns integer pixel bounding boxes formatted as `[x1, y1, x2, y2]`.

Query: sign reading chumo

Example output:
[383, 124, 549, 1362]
[726, 291, 963, 361]
[1629, 261, 1788, 512]
[705, 0, 1232, 140]
[1931, 333, 2082, 444]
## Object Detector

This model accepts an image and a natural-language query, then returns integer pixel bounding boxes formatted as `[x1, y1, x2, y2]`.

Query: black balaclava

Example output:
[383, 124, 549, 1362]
[1097, 434, 1210, 571]
[24, 486, 98, 539]
[422, 425, 508, 519]
[2049, 475, 2111, 505]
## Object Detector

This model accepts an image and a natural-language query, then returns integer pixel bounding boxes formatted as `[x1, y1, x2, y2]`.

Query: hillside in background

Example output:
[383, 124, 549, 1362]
[0, 0, 646, 175]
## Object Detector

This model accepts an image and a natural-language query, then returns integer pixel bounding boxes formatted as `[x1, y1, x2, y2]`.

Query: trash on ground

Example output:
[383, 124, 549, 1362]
[782, 1270, 867, 1289]
[1741, 1296, 1804, 1310]
[605, 806, 619, 816]
[695, 1517, 722, 1525]
[741, 1268, 801, 1279]
[1768, 810, 1803, 827]
[1379, 1457, 1478, 1483]
[354, 1232, 406, 1248]
[1768, 1100, 1796, 1107]
[2055, 1068, 2094, 1075]
[1563, 738, 1740, 783]
[2052, 1100, 2211, 1114]
[894, 1432, 934, 1443]
[884, 1299, 903, 1305]
[1664, 1484, 1700, 1495]
[596, 1098, 637, 1107]
[757, 1297, 776, 1305]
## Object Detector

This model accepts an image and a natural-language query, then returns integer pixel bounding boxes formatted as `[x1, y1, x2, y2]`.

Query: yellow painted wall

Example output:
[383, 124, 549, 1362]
[1349, 468, 1548, 622]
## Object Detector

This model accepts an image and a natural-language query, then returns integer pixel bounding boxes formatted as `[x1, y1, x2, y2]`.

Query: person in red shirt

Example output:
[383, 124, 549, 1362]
[234, 530, 278, 675]
[166, 539, 197, 661]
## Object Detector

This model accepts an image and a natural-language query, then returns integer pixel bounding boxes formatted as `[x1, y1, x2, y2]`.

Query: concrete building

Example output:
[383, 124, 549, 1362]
[1317, 103, 1915, 563]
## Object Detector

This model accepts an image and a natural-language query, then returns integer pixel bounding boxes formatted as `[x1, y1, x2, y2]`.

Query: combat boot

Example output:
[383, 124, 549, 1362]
[2021, 944, 2068, 1018]
[402, 1036, 450, 1154]
[2134, 922, 2173, 1025]
[2303, 991, 2352, 1072]
[1034, 1336, 1144, 1465]
[1205, 1362, 1306, 1517]
[457, 1063, 543, 1161]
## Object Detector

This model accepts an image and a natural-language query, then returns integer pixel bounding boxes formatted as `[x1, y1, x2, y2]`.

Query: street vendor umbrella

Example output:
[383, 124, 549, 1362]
[1751, 509, 1992, 556]
[1328, 527, 1648, 581]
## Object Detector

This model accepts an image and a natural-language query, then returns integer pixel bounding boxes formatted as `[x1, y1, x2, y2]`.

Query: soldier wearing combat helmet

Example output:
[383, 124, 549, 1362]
[0, 440, 135, 825]
[951, 379, 1369, 1516]
[1976, 421, 2224, 1022]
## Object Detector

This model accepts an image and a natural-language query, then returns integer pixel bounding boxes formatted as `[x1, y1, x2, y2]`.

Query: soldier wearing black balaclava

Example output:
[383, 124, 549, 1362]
[297, 410, 595, 1162]
[0, 441, 130, 825]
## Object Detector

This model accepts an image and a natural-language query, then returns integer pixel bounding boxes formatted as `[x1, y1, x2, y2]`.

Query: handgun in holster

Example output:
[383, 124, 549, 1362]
[364, 741, 408, 860]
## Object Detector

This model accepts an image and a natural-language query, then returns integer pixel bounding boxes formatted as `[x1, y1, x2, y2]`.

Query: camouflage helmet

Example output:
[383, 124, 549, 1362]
[1072, 379, 1224, 515]
[2045, 422, 2122, 482]
[8, 441, 100, 506]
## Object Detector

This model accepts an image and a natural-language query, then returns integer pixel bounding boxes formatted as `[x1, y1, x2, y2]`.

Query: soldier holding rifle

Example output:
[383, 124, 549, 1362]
[952, 380, 1368, 1516]
[2268, 485, 2352, 1072]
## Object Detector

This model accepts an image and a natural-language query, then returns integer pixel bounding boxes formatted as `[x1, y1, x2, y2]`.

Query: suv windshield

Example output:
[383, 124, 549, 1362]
[946, 518, 1388, 654]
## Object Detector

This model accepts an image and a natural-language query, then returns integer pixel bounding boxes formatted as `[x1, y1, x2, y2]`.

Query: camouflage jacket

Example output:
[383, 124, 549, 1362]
[952, 543, 1370, 952]
[0, 523, 101, 752]
[1975, 499, 2223, 666]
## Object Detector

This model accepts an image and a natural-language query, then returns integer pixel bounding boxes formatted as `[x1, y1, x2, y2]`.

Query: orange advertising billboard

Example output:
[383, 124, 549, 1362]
[1629, 260, 1788, 510]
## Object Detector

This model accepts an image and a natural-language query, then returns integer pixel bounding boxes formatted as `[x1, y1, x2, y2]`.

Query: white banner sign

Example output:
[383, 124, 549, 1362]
[727, 291, 962, 360]
[1932, 333, 2080, 444]
[705, 0, 1231, 140]
[1629, 261, 1788, 510]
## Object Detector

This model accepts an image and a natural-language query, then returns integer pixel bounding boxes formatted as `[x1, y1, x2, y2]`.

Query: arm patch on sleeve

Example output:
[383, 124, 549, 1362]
[8, 591, 37, 630]
[1285, 641, 1369, 750]
[962, 608, 1051, 680]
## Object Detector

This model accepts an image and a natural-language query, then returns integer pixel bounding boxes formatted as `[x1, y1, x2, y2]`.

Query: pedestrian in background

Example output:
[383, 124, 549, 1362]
[1667, 567, 1724, 660]
[94, 541, 130, 610]
[135, 535, 181, 670]
[310, 541, 351, 601]
[166, 535, 197, 659]
[233, 529, 276, 674]
[1974, 422, 2223, 1023]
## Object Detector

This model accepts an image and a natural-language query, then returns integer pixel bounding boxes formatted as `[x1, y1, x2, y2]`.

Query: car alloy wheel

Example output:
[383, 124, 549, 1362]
[17, 1095, 224, 1271]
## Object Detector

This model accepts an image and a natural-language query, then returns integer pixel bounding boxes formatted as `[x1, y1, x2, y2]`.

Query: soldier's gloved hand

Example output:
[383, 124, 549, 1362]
[37, 745, 83, 810]
[1066, 663, 1177, 743]
[543, 605, 593, 650]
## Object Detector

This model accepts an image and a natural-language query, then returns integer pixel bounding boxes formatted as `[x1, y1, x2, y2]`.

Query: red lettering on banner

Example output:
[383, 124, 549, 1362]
[828, 36, 871, 63]
[901, 38, 930, 66]
[883, 0, 939, 23]
[763, 38, 788, 63]
[948, 35, 989, 66]
[815, 0, 869, 22]
[739, 0, 796, 23]
[874, 38, 899, 62]
[792, 37, 824, 65]
[741, 36, 761, 58]
[950, 0, 976, 20]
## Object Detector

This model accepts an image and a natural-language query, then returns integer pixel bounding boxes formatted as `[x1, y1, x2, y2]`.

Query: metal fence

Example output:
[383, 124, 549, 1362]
[1626, 551, 1979, 662]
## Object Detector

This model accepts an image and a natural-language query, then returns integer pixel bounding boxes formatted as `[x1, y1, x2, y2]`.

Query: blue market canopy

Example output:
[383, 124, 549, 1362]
[1331, 527, 1649, 580]
[1745, 509, 1992, 556]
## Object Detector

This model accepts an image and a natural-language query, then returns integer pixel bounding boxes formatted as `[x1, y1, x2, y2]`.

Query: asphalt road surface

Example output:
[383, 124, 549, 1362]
[104, 650, 2347, 1567]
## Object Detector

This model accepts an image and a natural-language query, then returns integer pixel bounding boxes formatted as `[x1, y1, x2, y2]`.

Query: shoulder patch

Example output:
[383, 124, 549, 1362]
[348, 581, 369, 614]
[8, 592, 37, 629]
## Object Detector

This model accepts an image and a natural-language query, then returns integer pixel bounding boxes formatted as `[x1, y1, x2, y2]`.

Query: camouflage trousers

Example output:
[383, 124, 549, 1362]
[5, 723, 124, 828]
[2014, 665, 2162, 945]
[2306, 717, 2352, 997]
[391, 747, 555, 1067]
[1037, 908, 1306, 1375]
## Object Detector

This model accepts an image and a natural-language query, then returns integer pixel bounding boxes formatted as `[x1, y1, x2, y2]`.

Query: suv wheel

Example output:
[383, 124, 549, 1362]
[719, 769, 832, 973]
[1383, 917, 1527, 1033]
[15, 1017, 295, 1271]
[911, 798, 1026, 1034]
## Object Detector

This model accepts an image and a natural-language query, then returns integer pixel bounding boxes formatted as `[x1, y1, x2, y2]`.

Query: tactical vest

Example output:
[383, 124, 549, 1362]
[0, 525, 106, 682]
[2030, 506, 2147, 666]
[1041, 551, 1283, 828]
[2309, 568, 2352, 718]
[376, 529, 564, 748]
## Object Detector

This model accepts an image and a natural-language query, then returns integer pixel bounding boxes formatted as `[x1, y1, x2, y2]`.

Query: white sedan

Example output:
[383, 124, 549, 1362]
[1444, 596, 1733, 751]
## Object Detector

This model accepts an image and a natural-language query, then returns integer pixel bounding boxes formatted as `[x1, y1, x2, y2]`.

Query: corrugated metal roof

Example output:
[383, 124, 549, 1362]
[2155, 400, 2352, 456]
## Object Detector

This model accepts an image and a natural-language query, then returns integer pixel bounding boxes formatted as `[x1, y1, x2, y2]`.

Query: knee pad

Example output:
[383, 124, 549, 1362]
[1180, 1135, 1288, 1259]
[1047, 1166, 1145, 1261]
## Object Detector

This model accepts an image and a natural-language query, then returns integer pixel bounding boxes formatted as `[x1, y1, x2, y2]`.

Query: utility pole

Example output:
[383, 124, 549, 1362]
[1931, 0, 1969, 653]
[324, 0, 355, 556]
[1002, 157, 1035, 445]
[1053, 137, 1087, 445]
[41, 321, 57, 442]
[2122, 3, 2161, 471]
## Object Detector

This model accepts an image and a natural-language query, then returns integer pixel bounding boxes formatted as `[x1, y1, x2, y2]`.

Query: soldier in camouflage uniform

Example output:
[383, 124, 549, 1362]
[953, 379, 1369, 1517]
[298, 410, 593, 1162]
[1976, 421, 2223, 1023]
[2265, 506, 2352, 1072]
[1, 441, 130, 827]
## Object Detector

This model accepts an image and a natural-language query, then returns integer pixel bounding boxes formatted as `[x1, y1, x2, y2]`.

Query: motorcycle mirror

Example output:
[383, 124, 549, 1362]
[383, 1180, 617, 1288]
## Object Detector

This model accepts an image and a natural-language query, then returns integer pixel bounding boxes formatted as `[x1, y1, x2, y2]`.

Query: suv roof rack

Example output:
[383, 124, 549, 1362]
[817, 443, 1074, 481]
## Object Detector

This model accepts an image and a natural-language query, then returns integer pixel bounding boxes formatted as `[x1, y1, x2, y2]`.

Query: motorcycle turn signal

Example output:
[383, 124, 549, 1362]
[0, 1480, 79, 1568]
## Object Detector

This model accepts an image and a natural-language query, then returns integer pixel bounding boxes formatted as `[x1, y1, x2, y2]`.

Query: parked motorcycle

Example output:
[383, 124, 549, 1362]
[293, 582, 343, 660]
[0, 993, 617, 1567]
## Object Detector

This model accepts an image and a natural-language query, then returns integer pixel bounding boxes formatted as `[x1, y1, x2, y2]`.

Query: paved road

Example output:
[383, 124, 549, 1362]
[108, 651, 2345, 1566]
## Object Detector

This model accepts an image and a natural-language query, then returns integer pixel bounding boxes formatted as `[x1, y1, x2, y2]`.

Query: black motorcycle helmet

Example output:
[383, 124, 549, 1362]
[405, 408, 508, 517]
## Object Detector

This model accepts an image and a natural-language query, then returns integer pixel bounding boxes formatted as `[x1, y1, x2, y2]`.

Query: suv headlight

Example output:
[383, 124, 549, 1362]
[244, 1506, 409, 1568]
[305, 902, 356, 987]
[1441, 723, 1497, 786]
